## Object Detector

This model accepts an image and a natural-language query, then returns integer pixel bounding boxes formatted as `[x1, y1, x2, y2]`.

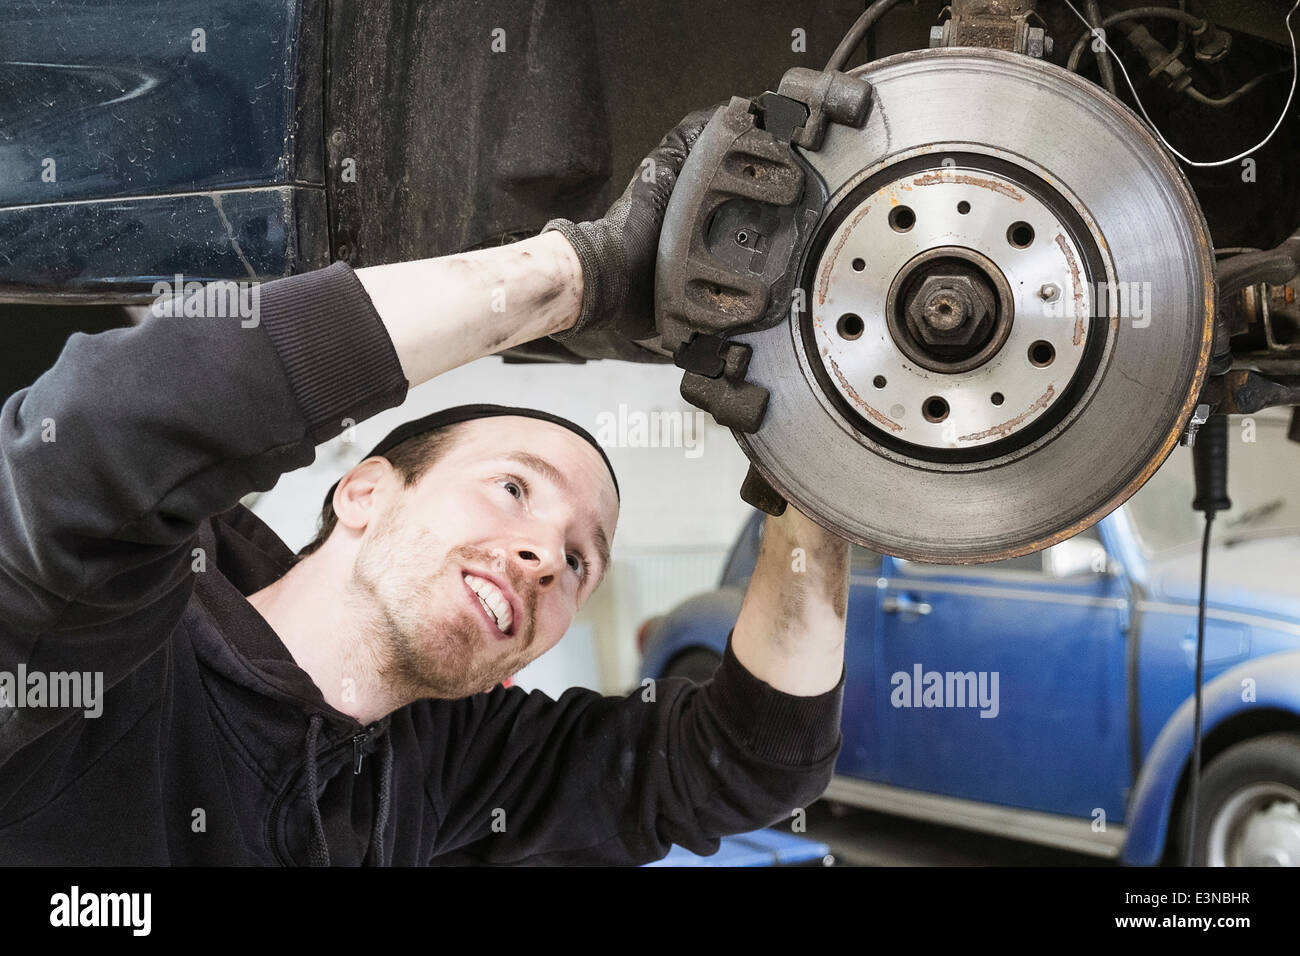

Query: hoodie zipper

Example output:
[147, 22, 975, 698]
[266, 716, 383, 865]
[352, 730, 370, 775]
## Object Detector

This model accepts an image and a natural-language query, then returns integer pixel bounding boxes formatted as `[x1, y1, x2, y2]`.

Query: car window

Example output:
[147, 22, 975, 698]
[1125, 411, 1300, 557]
[896, 524, 1104, 579]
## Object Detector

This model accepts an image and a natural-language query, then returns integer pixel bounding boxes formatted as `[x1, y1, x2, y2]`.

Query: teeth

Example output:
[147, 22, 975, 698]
[465, 574, 513, 633]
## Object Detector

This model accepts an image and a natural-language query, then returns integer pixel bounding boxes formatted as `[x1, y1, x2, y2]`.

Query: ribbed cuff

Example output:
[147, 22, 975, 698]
[257, 261, 410, 445]
[540, 218, 625, 342]
[707, 628, 845, 766]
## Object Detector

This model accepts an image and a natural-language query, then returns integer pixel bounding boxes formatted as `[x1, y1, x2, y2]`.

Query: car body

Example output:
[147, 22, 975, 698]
[641, 412, 1300, 865]
[645, 828, 831, 867]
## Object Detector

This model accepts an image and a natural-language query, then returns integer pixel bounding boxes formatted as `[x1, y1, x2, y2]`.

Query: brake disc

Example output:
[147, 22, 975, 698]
[724, 48, 1214, 563]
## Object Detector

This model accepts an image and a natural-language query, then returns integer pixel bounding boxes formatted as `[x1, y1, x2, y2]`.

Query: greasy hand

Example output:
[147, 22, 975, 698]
[543, 107, 716, 343]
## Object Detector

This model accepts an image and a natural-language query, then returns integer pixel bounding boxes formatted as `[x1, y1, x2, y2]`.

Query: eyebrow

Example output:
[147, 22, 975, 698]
[504, 451, 572, 496]
[590, 524, 611, 585]
[502, 451, 613, 580]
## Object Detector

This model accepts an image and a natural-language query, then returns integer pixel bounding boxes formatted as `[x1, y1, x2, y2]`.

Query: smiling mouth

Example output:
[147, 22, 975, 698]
[463, 572, 516, 639]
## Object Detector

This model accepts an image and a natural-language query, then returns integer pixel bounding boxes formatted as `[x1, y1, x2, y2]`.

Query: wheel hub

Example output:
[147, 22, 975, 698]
[892, 247, 1009, 373]
[814, 160, 1098, 454]
[1208, 784, 1300, 867]
[730, 48, 1215, 562]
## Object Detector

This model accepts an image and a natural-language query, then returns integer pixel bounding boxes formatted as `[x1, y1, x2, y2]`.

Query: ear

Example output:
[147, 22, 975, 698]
[332, 457, 396, 533]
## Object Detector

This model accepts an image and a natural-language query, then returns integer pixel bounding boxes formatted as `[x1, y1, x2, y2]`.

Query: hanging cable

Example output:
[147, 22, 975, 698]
[1186, 69, 1292, 107]
[1067, 6, 1208, 71]
[1083, 0, 1118, 93]
[825, 0, 913, 73]
[1186, 413, 1231, 865]
[1061, 0, 1300, 168]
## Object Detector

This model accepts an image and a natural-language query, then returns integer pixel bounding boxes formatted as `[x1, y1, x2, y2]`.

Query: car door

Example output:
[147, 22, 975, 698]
[836, 544, 885, 780]
[872, 528, 1132, 822]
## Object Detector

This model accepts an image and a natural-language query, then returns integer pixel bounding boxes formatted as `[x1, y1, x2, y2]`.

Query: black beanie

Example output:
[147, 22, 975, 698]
[322, 403, 619, 511]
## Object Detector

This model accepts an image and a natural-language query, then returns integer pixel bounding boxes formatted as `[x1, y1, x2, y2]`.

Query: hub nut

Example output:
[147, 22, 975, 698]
[905, 273, 996, 348]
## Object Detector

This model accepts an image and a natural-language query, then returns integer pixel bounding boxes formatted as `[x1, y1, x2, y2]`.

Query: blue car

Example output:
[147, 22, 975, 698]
[641, 412, 1300, 866]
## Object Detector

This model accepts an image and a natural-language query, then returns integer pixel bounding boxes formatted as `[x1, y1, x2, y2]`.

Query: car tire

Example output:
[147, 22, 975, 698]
[663, 648, 723, 684]
[1176, 732, 1300, 866]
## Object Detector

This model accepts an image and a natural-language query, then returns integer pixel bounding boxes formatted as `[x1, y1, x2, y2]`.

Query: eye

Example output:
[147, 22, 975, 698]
[566, 552, 589, 579]
[498, 475, 528, 500]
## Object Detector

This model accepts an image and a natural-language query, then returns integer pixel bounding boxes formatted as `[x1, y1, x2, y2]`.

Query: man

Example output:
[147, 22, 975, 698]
[0, 112, 850, 865]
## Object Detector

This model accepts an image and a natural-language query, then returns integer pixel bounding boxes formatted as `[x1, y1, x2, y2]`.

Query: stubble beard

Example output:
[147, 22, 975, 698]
[350, 502, 537, 701]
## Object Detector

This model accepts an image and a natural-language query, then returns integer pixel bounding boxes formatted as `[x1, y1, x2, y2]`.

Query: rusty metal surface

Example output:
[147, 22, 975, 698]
[810, 164, 1095, 451]
[931, 0, 1047, 56]
[728, 48, 1215, 563]
[1215, 369, 1300, 413]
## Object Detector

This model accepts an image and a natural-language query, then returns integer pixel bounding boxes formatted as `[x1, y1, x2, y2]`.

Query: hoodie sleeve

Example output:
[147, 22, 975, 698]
[424, 630, 844, 865]
[0, 263, 408, 690]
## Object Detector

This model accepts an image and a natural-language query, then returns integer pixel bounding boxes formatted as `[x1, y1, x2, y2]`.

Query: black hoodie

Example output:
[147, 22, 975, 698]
[0, 263, 844, 865]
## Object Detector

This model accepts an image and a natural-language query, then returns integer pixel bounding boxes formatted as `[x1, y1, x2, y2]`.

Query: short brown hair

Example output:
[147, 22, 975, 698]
[296, 423, 465, 559]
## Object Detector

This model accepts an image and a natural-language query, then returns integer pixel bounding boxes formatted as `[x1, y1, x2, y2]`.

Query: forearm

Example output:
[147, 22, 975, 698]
[731, 506, 850, 696]
[355, 231, 583, 386]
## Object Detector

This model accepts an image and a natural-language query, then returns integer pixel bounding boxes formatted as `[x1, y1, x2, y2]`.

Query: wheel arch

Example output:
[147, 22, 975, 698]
[1121, 651, 1300, 866]
[637, 587, 744, 681]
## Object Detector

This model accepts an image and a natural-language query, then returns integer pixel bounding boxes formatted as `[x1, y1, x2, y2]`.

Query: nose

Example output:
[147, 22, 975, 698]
[513, 527, 567, 588]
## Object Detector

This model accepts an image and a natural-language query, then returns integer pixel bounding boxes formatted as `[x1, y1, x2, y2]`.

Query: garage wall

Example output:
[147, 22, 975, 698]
[247, 354, 756, 696]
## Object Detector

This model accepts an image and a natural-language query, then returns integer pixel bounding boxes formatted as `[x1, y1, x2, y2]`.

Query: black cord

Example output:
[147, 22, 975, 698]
[1185, 412, 1230, 865]
[1083, 0, 1118, 94]
[825, 0, 912, 73]
[1067, 7, 1207, 73]
[1184, 509, 1214, 866]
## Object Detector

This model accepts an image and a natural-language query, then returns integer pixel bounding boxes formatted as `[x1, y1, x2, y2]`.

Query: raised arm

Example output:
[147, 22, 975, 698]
[356, 230, 581, 386]
[0, 265, 407, 665]
[731, 506, 851, 697]
[0, 229, 594, 675]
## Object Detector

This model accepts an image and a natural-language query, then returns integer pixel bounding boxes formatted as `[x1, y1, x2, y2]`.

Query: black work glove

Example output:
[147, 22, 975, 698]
[543, 107, 716, 344]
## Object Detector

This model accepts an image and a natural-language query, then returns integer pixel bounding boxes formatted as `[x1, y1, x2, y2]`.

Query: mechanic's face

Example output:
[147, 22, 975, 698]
[350, 417, 618, 700]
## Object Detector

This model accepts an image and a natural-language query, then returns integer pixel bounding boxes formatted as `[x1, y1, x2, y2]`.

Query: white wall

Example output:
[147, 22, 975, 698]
[248, 355, 756, 696]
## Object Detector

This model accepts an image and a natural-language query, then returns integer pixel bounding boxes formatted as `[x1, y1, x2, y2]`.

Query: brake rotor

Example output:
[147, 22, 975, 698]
[732, 48, 1215, 563]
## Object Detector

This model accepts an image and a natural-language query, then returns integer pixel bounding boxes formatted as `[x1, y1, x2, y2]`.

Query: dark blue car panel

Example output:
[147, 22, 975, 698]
[0, 186, 328, 296]
[0, 0, 323, 295]
[0, 0, 311, 205]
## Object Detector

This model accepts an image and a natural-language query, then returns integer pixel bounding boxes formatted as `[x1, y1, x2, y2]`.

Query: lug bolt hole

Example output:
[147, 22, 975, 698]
[923, 397, 950, 423]
[957, 200, 971, 215]
[1007, 221, 1035, 248]
[837, 313, 864, 340]
[991, 392, 1005, 406]
[873, 375, 887, 389]
[889, 205, 916, 233]
[743, 164, 757, 177]
[736, 231, 748, 245]
[1029, 340, 1055, 367]
[852, 257, 866, 272]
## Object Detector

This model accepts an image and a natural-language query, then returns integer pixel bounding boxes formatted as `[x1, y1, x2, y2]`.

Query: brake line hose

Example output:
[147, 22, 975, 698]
[1186, 413, 1231, 865]
[825, 0, 912, 73]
